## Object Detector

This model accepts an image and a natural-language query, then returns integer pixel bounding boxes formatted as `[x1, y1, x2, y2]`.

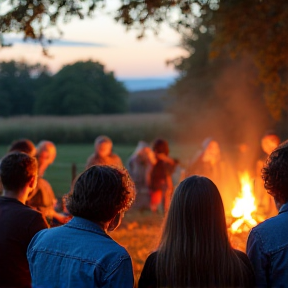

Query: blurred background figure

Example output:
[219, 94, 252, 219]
[8, 138, 37, 157]
[255, 132, 280, 217]
[148, 138, 178, 213]
[86, 135, 123, 169]
[27, 140, 69, 226]
[127, 141, 156, 212]
[186, 138, 238, 212]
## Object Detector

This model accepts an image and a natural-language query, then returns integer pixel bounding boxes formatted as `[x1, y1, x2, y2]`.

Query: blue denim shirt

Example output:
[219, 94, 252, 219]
[247, 202, 288, 288]
[27, 217, 134, 288]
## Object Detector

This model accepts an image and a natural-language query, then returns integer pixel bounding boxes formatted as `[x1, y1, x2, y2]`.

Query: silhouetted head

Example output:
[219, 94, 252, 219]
[162, 175, 227, 246]
[202, 138, 221, 164]
[66, 165, 135, 227]
[261, 132, 280, 155]
[0, 152, 38, 193]
[152, 138, 169, 155]
[8, 139, 36, 157]
[94, 135, 113, 158]
[262, 140, 288, 205]
[36, 141, 56, 176]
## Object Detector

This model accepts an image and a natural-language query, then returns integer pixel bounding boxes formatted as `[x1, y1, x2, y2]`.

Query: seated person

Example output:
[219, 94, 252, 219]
[0, 138, 36, 195]
[149, 139, 177, 213]
[27, 140, 69, 225]
[27, 165, 135, 287]
[247, 140, 288, 287]
[127, 141, 156, 211]
[8, 138, 37, 156]
[139, 175, 255, 288]
[254, 132, 280, 217]
[0, 152, 48, 288]
[86, 135, 123, 169]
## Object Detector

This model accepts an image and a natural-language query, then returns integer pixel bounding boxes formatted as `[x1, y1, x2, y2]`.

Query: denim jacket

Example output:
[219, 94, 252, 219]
[247, 202, 288, 288]
[27, 217, 134, 288]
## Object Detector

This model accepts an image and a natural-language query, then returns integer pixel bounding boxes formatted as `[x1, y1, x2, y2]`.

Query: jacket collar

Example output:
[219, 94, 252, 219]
[279, 202, 288, 214]
[65, 216, 110, 239]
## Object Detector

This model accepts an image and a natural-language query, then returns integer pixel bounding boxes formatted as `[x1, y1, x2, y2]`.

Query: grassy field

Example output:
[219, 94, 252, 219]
[0, 113, 177, 144]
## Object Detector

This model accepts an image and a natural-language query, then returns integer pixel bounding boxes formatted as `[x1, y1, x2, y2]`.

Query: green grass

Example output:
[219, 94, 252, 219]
[43, 144, 136, 196]
[0, 143, 197, 198]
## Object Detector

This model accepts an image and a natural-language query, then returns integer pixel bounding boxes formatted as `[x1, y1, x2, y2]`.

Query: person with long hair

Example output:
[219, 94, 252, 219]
[139, 175, 255, 288]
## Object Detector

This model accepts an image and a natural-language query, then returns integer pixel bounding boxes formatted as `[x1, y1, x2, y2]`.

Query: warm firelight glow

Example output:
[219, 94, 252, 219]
[231, 171, 257, 233]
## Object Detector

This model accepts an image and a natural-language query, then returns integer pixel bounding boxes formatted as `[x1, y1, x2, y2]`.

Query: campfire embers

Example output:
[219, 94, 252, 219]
[230, 172, 257, 234]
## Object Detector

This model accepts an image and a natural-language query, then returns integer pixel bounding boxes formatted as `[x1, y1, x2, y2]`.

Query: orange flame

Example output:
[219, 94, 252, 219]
[230, 171, 257, 233]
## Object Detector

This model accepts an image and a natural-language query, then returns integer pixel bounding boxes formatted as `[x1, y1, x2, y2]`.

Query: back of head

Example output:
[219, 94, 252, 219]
[261, 132, 280, 155]
[94, 135, 112, 149]
[161, 175, 228, 254]
[157, 175, 241, 287]
[37, 141, 57, 163]
[8, 139, 36, 157]
[66, 166, 135, 223]
[262, 140, 288, 204]
[0, 152, 38, 193]
[152, 138, 169, 155]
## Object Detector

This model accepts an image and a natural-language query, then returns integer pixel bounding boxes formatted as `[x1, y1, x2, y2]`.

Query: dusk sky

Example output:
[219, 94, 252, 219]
[0, 2, 187, 79]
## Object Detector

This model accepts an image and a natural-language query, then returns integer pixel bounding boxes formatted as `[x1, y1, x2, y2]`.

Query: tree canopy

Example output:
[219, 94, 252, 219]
[168, 30, 273, 147]
[0, 60, 128, 116]
[1, 0, 287, 119]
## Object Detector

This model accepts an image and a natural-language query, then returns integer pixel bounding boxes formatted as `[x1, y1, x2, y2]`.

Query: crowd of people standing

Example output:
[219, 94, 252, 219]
[0, 133, 287, 287]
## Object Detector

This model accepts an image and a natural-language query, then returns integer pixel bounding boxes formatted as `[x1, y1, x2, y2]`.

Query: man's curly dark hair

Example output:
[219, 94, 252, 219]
[66, 165, 135, 223]
[262, 140, 288, 204]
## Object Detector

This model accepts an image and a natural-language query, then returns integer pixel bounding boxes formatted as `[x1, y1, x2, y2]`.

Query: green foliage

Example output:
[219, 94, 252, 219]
[2, 0, 287, 120]
[0, 61, 37, 116]
[128, 89, 168, 113]
[0, 60, 128, 116]
[169, 30, 273, 146]
[209, 0, 288, 120]
[34, 61, 128, 115]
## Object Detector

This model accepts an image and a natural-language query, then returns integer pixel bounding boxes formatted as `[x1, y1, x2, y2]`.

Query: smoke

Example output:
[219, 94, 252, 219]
[174, 56, 272, 151]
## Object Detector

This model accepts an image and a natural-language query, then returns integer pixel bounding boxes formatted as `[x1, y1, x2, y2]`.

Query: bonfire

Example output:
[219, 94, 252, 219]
[230, 171, 258, 233]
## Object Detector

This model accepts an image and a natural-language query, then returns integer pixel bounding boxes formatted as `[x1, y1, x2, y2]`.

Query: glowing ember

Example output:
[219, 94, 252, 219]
[231, 171, 257, 233]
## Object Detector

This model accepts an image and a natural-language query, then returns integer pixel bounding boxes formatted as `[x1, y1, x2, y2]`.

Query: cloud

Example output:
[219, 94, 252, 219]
[2, 35, 107, 48]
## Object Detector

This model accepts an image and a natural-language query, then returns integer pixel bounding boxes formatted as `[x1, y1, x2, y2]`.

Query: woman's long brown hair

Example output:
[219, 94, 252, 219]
[156, 175, 247, 287]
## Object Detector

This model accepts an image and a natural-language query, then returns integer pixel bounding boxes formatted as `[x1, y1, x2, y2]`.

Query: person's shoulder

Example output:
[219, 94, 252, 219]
[233, 249, 254, 274]
[233, 249, 249, 262]
[110, 153, 122, 161]
[145, 251, 157, 266]
[37, 177, 52, 188]
[251, 213, 284, 234]
[86, 153, 96, 168]
[107, 238, 131, 258]
[16, 203, 47, 227]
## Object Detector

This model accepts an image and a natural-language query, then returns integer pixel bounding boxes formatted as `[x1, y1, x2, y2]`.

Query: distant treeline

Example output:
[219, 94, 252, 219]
[0, 60, 168, 117]
[128, 89, 168, 113]
[0, 60, 126, 116]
